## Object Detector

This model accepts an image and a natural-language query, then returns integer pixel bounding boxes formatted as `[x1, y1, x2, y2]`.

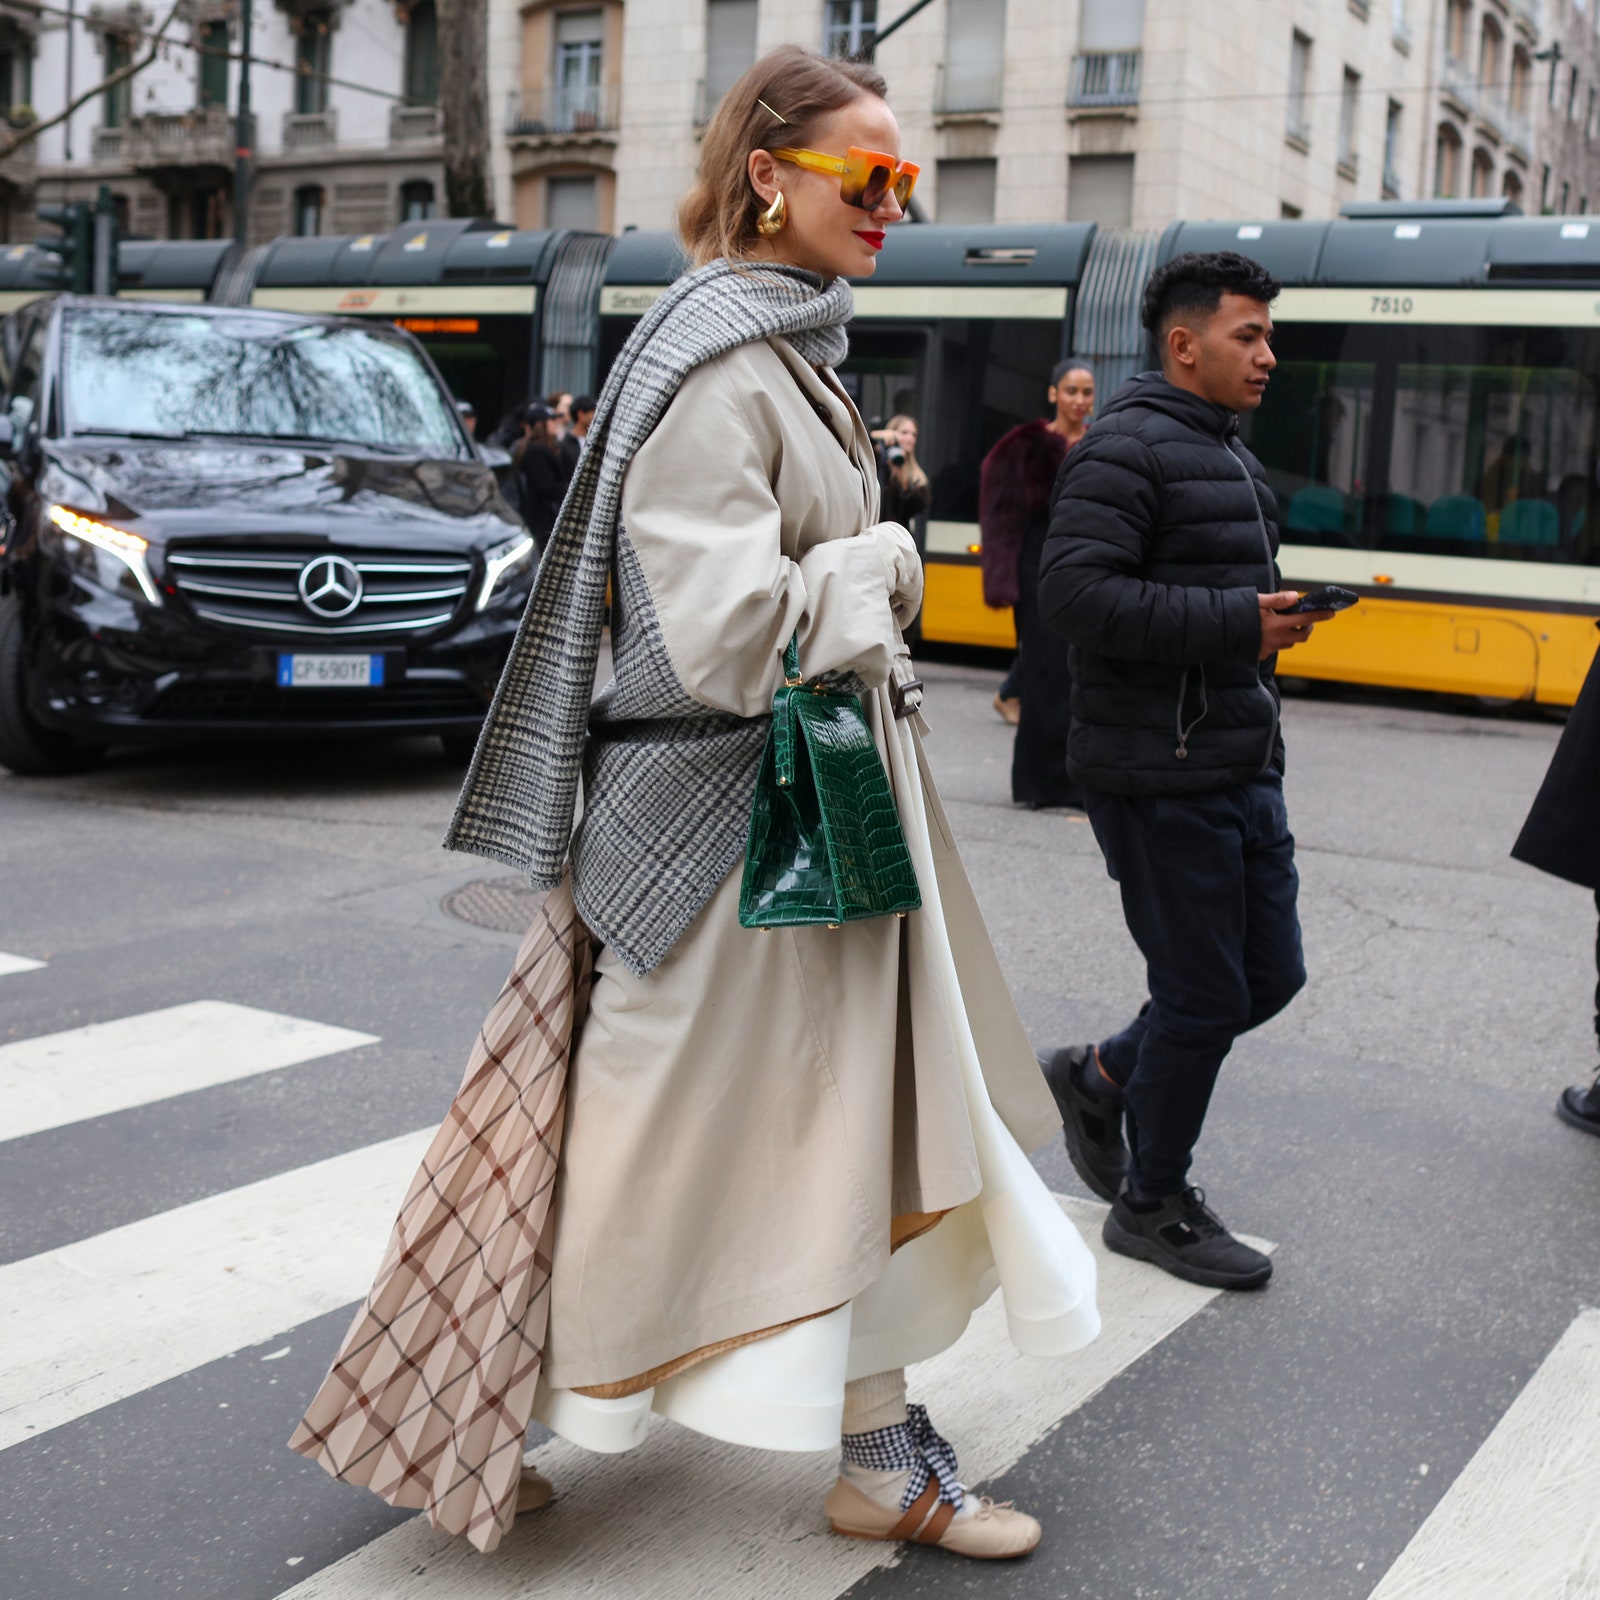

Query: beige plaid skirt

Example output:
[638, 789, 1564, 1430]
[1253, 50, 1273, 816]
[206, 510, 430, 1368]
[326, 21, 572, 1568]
[288, 882, 592, 1554]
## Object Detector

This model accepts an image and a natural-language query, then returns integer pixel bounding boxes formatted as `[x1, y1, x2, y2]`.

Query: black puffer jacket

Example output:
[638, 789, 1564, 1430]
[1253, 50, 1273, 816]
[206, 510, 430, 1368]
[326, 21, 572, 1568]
[1037, 373, 1284, 796]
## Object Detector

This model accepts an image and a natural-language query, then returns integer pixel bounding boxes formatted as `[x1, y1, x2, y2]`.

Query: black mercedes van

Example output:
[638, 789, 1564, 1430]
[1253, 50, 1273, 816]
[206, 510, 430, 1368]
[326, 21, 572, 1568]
[0, 296, 537, 774]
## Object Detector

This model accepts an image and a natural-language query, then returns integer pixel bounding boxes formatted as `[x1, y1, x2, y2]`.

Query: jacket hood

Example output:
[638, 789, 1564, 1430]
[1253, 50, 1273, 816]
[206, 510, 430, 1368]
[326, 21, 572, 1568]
[1098, 372, 1238, 439]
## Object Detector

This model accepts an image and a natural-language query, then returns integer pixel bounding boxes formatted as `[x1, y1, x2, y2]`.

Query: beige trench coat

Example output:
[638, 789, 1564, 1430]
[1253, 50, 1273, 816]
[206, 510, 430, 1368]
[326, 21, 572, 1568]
[539, 335, 1074, 1402]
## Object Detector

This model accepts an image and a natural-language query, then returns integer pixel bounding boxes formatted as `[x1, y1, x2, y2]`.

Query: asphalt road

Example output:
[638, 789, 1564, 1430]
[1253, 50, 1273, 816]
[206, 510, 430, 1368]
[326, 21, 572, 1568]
[1, 660, 1597, 1600]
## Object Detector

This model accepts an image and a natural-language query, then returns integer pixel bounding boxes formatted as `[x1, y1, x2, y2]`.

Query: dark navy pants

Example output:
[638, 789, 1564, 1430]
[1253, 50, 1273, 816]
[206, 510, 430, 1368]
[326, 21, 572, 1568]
[1086, 774, 1307, 1197]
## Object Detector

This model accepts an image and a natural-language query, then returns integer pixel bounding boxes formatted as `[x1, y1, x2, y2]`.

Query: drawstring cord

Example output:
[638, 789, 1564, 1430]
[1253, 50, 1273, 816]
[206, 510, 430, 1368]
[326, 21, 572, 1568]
[1174, 662, 1208, 761]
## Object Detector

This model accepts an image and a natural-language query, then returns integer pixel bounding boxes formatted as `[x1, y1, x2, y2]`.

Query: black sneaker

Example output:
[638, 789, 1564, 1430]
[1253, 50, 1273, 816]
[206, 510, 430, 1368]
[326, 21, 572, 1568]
[1103, 1186, 1272, 1290]
[1557, 1071, 1600, 1138]
[1040, 1045, 1127, 1203]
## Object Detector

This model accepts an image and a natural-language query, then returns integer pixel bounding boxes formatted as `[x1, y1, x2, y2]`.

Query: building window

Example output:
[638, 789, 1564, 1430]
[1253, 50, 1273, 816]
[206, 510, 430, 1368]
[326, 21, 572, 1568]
[294, 184, 324, 236]
[1503, 168, 1523, 208]
[824, 0, 875, 59]
[1287, 30, 1312, 143]
[1067, 153, 1135, 227]
[1338, 67, 1360, 170]
[404, 0, 438, 106]
[1470, 146, 1494, 197]
[1511, 45, 1531, 114]
[936, 158, 996, 223]
[295, 17, 331, 116]
[546, 172, 597, 230]
[1434, 122, 1462, 197]
[1570, 65, 1581, 121]
[1384, 99, 1403, 194]
[1562, 178, 1572, 211]
[1478, 15, 1501, 90]
[938, 0, 1005, 113]
[703, 0, 757, 119]
[399, 178, 434, 221]
[197, 19, 229, 109]
[102, 33, 132, 128]
[1281, 200, 1303, 219]
[0, 39, 34, 119]
[1445, 0, 1468, 61]
[554, 10, 603, 128]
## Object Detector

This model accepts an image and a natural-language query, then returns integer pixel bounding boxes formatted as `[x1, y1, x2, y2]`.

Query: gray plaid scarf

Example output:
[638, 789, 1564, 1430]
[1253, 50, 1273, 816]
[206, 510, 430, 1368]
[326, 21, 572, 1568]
[444, 260, 854, 964]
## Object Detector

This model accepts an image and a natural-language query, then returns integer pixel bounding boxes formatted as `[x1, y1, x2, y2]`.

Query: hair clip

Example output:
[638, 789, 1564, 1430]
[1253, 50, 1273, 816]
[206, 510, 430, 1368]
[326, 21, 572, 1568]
[757, 98, 788, 125]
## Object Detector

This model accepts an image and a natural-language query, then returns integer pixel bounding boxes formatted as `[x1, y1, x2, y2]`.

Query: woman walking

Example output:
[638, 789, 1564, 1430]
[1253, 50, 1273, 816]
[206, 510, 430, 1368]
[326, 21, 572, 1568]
[291, 45, 1097, 1562]
[980, 361, 1096, 808]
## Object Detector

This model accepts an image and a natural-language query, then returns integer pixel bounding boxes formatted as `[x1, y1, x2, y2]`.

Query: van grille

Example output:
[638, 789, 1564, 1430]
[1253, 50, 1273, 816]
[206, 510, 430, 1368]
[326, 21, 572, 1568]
[165, 546, 473, 635]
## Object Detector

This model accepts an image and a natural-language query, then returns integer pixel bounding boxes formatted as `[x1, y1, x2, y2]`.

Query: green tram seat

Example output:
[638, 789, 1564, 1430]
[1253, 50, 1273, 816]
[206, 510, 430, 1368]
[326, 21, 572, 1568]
[1423, 495, 1488, 541]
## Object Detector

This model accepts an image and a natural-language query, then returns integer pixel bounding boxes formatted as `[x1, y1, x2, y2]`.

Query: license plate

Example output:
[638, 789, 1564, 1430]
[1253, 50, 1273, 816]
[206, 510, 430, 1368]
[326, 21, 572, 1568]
[276, 653, 385, 688]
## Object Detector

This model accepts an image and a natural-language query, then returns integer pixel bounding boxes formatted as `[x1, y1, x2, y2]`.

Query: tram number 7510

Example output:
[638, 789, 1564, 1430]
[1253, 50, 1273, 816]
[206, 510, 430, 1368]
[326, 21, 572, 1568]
[1369, 294, 1417, 315]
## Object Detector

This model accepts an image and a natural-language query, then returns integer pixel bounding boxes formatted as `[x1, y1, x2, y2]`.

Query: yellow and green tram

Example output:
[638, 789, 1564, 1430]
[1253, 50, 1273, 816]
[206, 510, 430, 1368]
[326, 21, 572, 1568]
[2, 202, 1593, 703]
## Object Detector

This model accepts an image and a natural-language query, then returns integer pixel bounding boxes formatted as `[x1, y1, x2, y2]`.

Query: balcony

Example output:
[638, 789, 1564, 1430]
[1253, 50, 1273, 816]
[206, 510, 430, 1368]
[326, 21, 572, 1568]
[91, 125, 125, 163]
[1068, 50, 1142, 110]
[1506, 102, 1535, 156]
[282, 109, 336, 151]
[1383, 161, 1402, 197]
[390, 103, 442, 144]
[935, 60, 1003, 117]
[504, 83, 619, 142]
[1285, 106, 1312, 148]
[126, 107, 232, 174]
[1441, 54, 1477, 116]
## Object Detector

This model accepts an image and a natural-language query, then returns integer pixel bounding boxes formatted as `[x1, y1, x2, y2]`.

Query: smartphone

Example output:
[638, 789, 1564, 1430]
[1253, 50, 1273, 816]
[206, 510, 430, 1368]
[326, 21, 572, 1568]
[1283, 585, 1359, 615]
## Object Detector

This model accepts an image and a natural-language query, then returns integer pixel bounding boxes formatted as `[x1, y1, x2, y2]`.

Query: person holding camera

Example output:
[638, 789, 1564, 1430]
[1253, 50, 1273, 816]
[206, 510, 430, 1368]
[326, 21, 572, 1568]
[872, 413, 931, 530]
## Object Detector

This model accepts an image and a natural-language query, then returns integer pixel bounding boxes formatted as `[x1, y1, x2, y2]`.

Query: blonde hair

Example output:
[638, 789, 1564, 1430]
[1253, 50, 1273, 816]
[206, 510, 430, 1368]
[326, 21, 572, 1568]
[883, 413, 928, 490]
[679, 44, 889, 268]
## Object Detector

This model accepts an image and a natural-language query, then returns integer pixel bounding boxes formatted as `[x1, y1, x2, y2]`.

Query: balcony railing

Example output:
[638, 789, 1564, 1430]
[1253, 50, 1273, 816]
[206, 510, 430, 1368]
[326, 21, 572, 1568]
[1506, 102, 1535, 153]
[1441, 54, 1477, 114]
[504, 83, 619, 139]
[126, 106, 232, 171]
[282, 109, 336, 150]
[1383, 161, 1402, 196]
[1286, 106, 1312, 145]
[91, 125, 125, 163]
[1392, 14, 1413, 50]
[1475, 86, 1506, 138]
[389, 103, 442, 143]
[1068, 50, 1141, 109]
[935, 60, 1003, 116]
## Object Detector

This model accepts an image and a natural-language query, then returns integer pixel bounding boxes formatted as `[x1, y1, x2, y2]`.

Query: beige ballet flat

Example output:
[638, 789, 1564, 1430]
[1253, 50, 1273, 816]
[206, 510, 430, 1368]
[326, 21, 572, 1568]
[824, 1474, 1041, 1560]
[993, 693, 1021, 726]
[517, 1468, 554, 1513]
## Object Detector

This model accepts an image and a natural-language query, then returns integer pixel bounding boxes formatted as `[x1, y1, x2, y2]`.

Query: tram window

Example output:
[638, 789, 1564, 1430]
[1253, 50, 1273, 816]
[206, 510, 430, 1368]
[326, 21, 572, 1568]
[1384, 327, 1600, 564]
[1242, 331, 1374, 548]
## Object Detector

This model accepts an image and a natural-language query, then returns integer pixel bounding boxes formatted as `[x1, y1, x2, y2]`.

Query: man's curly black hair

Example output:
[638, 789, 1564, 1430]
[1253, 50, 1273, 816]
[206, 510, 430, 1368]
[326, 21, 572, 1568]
[1140, 251, 1282, 336]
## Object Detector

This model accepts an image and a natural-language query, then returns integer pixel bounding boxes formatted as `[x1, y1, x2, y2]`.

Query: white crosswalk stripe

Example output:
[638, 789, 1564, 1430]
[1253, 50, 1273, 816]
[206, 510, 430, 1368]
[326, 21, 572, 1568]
[0, 1000, 378, 1143]
[0, 951, 45, 977]
[278, 1197, 1238, 1600]
[0, 1126, 430, 1451]
[1366, 1308, 1600, 1600]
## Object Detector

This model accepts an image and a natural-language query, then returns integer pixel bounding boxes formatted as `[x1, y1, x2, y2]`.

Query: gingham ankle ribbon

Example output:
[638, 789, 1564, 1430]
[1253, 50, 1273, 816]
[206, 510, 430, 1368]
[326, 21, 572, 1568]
[841, 1402, 966, 1510]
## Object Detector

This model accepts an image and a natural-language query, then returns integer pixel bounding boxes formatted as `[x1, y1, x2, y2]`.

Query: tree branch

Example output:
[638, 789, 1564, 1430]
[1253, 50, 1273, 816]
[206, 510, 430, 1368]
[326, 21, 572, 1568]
[0, 0, 184, 161]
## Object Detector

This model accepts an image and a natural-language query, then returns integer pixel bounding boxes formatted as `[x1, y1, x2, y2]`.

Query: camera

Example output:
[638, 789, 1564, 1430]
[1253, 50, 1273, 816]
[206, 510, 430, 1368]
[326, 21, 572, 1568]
[885, 444, 906, 467]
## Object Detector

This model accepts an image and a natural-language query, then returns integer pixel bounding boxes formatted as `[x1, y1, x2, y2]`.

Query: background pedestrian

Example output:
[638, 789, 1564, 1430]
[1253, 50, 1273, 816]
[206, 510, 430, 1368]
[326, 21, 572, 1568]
[1035, 252, 1341, 1290]
[872, 413, 931, 529]
[515, 399, 570, 550]
[978, 359, 1095, 808]
[1512, 626, 1600, 1137]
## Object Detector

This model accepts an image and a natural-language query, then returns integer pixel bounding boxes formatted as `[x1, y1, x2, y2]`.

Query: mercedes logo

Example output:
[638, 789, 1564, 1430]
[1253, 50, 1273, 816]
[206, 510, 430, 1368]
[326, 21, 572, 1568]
[298, 554, 363, 619]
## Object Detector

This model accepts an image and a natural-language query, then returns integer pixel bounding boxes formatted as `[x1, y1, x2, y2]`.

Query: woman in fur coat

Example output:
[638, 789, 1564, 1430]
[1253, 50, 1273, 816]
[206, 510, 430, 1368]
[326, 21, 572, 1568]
[979, 360, 1095, 808]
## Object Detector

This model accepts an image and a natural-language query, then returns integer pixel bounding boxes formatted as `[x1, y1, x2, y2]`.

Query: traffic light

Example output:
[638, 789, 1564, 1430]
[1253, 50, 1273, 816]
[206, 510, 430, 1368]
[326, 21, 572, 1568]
[92, 184, 118, 296]
[36, 201, 92, 293]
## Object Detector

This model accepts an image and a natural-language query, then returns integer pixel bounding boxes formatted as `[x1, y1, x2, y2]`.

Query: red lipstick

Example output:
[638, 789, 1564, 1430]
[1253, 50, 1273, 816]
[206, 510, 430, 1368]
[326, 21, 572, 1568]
[856, 230, 886, 250]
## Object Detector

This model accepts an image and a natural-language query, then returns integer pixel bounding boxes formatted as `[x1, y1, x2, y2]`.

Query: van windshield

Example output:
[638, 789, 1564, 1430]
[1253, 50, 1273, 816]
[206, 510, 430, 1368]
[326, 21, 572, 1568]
[61, 309, 465, 456]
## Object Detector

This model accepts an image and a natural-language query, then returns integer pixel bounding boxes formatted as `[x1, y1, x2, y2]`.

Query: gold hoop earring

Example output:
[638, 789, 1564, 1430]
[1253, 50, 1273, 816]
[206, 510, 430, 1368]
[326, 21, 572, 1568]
[756, 191, 787, 237]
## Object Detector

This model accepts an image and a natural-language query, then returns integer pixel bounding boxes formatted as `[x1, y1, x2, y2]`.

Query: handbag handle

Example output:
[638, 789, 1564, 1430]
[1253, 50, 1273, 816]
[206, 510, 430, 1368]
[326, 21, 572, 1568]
[783, 631, 802, 687]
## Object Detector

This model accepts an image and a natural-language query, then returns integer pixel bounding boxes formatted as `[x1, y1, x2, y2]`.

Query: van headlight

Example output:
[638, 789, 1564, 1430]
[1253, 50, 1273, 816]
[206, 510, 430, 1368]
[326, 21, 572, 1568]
[45, 504, 162, 606]
[476, 532, 536, 611]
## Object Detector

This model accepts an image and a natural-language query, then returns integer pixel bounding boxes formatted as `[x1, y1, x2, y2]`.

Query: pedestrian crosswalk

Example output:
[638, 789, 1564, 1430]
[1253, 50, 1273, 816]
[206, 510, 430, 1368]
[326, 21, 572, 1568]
[2, 993, 1598, 1600]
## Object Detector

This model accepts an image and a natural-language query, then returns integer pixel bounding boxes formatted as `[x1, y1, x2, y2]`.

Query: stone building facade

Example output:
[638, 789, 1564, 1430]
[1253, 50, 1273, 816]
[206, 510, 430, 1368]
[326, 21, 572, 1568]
[6, 0, 443, 243]
[491, 0, 1600, 237]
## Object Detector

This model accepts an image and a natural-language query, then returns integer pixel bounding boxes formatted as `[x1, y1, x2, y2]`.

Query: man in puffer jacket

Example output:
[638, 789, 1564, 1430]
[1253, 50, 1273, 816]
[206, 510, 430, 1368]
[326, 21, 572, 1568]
[1034, 252, 1339, 1290]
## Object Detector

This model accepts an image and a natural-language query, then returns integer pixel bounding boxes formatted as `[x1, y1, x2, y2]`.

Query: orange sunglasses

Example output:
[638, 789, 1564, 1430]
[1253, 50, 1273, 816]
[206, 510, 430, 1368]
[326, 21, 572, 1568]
[772, 146, 921, 211]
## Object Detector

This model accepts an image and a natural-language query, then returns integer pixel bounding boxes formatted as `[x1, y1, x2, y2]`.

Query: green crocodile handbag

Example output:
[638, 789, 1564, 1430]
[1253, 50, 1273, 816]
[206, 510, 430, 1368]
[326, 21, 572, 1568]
[738, 633, 922, 930]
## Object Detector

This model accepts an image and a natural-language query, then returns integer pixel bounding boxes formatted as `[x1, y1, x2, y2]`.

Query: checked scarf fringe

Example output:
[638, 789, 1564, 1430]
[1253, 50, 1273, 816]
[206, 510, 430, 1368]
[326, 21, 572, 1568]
[841, 1403, 967, 1511]
[443, 260, 854, 926]
[288, 882, 592, 1553]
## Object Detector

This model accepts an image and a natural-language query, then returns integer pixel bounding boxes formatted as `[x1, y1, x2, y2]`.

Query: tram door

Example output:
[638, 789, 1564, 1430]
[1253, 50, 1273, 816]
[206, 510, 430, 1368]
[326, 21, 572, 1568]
[391, 314, 536, 439]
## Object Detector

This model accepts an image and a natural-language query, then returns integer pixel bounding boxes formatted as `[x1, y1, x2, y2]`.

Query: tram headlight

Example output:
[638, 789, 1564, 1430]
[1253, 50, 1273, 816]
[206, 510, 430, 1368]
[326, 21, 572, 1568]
[44, 504, 162, 607]
[477, 532, 536, 611]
